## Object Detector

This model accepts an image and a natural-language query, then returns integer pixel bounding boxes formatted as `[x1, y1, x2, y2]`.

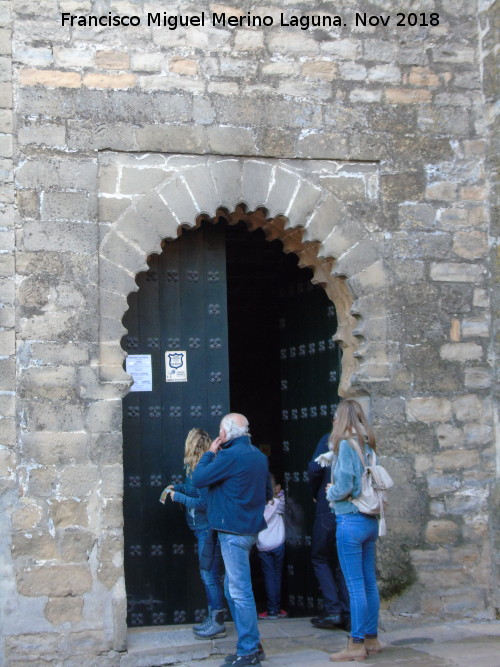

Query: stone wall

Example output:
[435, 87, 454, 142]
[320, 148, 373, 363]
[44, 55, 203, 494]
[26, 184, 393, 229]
[0, 0, 498, 664]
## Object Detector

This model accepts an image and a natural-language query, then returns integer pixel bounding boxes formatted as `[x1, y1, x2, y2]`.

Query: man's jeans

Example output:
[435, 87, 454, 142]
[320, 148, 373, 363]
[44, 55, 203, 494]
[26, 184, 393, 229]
[257, 542, 285, 615]
[218, 532, 260, 656]
[311, 511, 349, 615]
[336, 514, 380, 639]
[195, 528, 224, 611]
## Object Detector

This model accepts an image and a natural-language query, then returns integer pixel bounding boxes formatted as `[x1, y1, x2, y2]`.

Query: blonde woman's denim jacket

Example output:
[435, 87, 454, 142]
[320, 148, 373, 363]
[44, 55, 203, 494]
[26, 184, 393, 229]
[326, 439, 374, 515]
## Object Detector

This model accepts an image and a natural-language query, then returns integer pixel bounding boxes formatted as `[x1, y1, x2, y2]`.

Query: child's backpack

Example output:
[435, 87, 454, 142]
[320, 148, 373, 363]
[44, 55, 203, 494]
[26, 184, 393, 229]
[349, 439, 394, 537]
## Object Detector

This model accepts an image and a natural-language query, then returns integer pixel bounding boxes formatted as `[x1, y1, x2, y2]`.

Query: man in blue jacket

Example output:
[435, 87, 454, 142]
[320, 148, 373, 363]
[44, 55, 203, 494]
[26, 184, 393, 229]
[192, 413, 270, 667]
[307, 433, 350, 631]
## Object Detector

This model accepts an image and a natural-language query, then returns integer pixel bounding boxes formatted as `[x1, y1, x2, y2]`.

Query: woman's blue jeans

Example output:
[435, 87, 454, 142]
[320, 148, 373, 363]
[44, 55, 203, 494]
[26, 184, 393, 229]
[335, 513, 380, 640]
[195, 528, 224, 611]
[257, 542, 285, 615]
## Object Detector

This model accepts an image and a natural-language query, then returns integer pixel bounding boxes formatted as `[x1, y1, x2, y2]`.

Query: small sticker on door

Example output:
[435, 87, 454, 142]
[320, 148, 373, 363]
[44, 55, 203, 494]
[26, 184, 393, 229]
[165, 351, 187, 382]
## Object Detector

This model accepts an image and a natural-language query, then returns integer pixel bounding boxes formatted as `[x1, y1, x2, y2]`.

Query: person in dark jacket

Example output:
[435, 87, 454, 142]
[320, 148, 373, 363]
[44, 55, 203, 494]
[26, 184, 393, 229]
[192, 413, 271, 667]
[307, 432, 350, 630]
[165, 428, 225, 639]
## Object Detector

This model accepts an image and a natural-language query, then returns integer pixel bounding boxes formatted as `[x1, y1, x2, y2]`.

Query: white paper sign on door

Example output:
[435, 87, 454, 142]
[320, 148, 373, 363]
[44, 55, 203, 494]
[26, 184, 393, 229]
[165, 350, 187, 382]
[126, 354, 153, 392]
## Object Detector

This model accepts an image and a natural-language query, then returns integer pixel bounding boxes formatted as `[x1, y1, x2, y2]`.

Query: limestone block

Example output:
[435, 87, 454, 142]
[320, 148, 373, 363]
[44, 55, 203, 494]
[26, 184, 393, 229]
[426, 181, 457, 201]
[99, 465, 123, 499]
[473, 288, 489, 307]
[27, 465, 58, 497]
[100, 498, 124, 531]
[131, 52, 163, 72]
[285, 179, 322, 227]
[67, 629, 108, 656]
[461, 316, 489, 338]
[58, 529, 95, 562]
[436, 424, 464, 448]
[398, 203, 436, 230]
[19, 366, 77, 401]
[28, 341, 90, 367]
[432, 448, 479, 470]
[464, 424, 493, 446]
[453, 231, 488, 259]
[320, 38, 359, 59]
[464, 367, 492, 389]
[234, 29, 264, 51]
[83, 73, 136, 89]
[267, 32, 318, 56]
[85, 399, 122, 433]
[114, 213, 163, 258]
[49, 498, 88, 528]
[334, 239, 380, 279]
[428, 474, 462, 497]
[16, 189, 39, 219]
[452, 394, 482, 422]
[99, 316, 127, 345]
[41, 190, 95, 222]
[99, 196, 130, 223]
[99, 229, 148, 275]
[12, 532, 58, 561]
[296, 131, 350, 160]
[98, 257, 137, 298]
[0, 276, 14, 304]
[440, 343, 483, 361]
[45, 596, 83, 625]
[18, 122, 66, 148]
[0, 447, 15, 476]
[53, 47, 93, 68]
[240, 160, 273, 211]
[181, 163, 220, 217]
[0, 108, 12, 134]
[304, 195, 345, 245]
[302, 61, 337, 80]
[134, 124, 205, 153]
[97, 534, 123, 589]
[22, 432, 88, 466]
[59, 465, 99, 498]
[158, 176, 200, 226]
[19, 68, 81, 87]
[25, 403, 85, 432]
[385, 88, 431, 104]
[23, 220, 98, 253]
[445, 488, 488, 514]
[0, 328, 14, 356]
[0, 306, 14, 327]
[381, 171, 425, 202]
[406, 397, 452, 422]
[0, 392, 14, 416]
[207, 126, 256, 156]
[266, 167, 301, 219]
[210, 158, 243, 211]
[17, 565, 92, 597]
[12, 500, 44, 531]
[120, 167, 169, 195]
[96, 50, 129, 70]
[408, 66, 440, 87]
[4, 632, 60, 662]
[78, 365, 127, 400]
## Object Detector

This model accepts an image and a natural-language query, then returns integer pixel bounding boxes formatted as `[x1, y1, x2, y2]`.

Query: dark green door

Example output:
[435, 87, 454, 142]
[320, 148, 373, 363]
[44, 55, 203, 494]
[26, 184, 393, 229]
[279, 277, 341, 617]
[122, 222, 230, 627]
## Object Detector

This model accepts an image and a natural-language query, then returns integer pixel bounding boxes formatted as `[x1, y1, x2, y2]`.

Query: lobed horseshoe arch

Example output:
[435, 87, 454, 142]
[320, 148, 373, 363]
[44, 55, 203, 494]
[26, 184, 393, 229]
[97, 155, 390, 398]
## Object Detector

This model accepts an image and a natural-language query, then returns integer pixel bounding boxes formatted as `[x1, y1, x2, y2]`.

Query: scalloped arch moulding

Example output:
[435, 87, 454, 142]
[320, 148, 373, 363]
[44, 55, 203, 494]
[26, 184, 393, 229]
[98, 153, 389, 398]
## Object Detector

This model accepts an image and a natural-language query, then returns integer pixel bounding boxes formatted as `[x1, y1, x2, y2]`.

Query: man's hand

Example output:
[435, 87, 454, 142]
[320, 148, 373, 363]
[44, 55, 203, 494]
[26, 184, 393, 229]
[209, 436, 223, 454]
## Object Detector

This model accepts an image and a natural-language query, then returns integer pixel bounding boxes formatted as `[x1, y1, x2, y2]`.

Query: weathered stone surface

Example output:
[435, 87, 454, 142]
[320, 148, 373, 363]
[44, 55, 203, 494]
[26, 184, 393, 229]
[17, 565, 92, 597]
[407, 398, 452, 423]
[45, 596, 83, 625]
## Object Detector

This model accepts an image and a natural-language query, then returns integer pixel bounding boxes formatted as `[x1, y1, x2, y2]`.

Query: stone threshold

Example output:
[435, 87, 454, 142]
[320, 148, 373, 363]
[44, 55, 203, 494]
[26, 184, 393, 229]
[120, 618, 318, 667]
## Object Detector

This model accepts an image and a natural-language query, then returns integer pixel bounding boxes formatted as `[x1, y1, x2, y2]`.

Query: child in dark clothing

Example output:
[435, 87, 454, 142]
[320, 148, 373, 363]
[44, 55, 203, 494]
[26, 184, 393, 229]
[256, 475, 288, 620]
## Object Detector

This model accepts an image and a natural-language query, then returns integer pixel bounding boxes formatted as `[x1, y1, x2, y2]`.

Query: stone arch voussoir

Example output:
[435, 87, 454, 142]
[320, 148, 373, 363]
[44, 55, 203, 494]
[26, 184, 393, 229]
[98, 154, 390, 395]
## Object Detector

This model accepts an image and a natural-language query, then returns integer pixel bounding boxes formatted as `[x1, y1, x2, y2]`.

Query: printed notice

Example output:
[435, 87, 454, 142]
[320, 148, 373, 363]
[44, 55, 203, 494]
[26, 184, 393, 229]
[165, 350, 188, 382]
[126, 354, 153, 392]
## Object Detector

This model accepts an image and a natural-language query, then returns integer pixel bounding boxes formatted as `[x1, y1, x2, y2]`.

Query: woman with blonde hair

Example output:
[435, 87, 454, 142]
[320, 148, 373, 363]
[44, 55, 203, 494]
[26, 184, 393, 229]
[166, 428, 225, 639]
[326, 399, 381, 662]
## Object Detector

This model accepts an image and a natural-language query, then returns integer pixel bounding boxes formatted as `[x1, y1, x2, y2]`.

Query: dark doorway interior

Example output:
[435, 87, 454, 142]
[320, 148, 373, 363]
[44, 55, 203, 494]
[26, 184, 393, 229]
[121, 220, 341, 626]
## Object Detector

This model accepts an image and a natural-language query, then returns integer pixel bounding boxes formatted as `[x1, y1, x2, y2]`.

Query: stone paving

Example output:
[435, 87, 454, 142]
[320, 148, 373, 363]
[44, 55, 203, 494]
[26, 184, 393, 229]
[121, 616, 500, 667]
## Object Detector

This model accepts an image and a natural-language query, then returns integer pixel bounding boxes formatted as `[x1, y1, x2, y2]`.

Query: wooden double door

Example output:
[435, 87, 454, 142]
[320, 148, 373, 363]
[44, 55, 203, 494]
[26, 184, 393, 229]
[122, 221, 341, 627]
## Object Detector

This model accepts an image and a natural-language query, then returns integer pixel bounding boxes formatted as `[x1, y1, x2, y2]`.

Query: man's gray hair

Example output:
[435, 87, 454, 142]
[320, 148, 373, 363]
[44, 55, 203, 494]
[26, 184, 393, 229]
[221, 414, 249, 440]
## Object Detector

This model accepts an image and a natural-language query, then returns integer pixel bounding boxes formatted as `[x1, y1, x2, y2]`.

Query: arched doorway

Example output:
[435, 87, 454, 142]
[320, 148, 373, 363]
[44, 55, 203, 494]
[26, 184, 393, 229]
[121, 219, 341, 627]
